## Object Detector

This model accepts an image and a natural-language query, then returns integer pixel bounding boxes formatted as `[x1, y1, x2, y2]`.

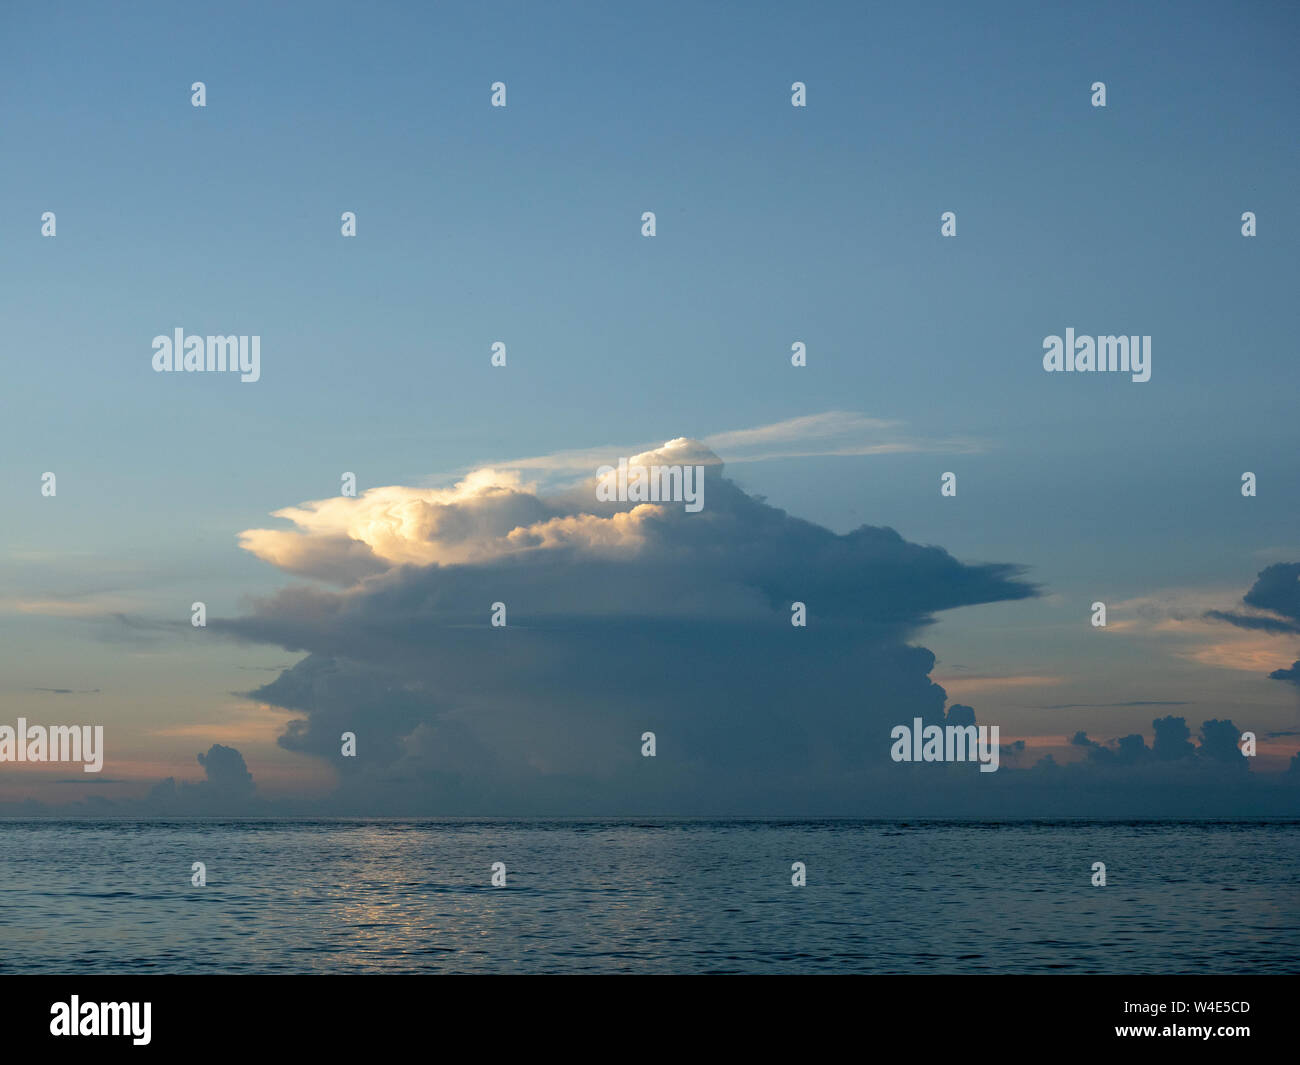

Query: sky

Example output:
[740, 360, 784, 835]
[0, 0, 1297, 815]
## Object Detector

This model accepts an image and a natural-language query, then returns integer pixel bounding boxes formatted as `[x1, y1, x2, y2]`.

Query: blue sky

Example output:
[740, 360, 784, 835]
[0, 0, 1297, 811]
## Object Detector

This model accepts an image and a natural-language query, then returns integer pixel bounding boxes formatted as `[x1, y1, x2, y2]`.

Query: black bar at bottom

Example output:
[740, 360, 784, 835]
[0, 975, 1286, 1053]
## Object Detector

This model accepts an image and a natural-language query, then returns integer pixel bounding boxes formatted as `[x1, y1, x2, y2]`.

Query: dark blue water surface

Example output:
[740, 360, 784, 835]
[0, 819, 1296, 973]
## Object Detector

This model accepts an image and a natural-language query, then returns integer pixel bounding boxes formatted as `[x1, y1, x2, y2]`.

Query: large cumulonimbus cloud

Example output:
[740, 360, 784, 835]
[212, 438, 1038, 813]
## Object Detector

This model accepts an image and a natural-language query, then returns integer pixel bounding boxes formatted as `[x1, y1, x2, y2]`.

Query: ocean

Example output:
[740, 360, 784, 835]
[1, 819, 1296, 974]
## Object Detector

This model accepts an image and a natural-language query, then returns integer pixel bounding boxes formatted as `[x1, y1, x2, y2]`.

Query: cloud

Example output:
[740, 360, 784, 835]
[484, 412, 986, 477]
[237, 466, 563, 582]
[4, 598, 130, 618]
[1199, 720, 1248, 763]
[1088, 580, 1299, 678]
[160, 440, 1298, 818]
[1041, 700, 1190, 710]
[1270, 661, 1300, 685]
[214, 440, 1041, 813]
[1207, 563, 1300, 634]
[1203, 565, 1300, 686]
[933, 673, 1064, 696]
[143, 744, 258, 814]
[31, 687, 101, 695]
[700, 411, 985, 462]
[148, 701, 298, 744]
[1071, 716, 1248, 772]
[196, 744, 254, 794]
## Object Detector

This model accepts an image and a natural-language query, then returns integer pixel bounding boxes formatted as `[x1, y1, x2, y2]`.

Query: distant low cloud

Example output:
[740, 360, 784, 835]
[144, 744, 258, 814]
[1071, 716, 1247, 769]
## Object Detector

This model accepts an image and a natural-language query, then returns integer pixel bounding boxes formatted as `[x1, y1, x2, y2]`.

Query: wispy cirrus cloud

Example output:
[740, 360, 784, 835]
[930, 672, 1063, 697]
[484, 411, 985, 476]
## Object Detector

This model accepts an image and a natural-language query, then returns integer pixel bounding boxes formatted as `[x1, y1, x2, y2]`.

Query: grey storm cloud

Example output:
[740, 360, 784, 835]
[211, 442, 1037, 813]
